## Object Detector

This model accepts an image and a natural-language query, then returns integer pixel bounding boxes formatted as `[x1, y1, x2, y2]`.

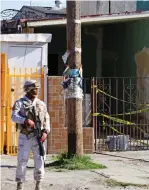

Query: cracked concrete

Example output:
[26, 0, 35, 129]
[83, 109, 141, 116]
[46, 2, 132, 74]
[90, 151, 149, 186]
[1, 151, 149, 190]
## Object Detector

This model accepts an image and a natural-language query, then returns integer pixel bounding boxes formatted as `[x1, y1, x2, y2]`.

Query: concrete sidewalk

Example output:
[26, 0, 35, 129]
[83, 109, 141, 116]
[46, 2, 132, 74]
[1, 151, 149, 190]
[90, 151, 149, 185]
[99, 150, 149, 161]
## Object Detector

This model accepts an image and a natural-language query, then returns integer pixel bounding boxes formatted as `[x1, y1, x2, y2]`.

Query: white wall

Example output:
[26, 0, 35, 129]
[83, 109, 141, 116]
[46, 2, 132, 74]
[1, 42, 46, 74]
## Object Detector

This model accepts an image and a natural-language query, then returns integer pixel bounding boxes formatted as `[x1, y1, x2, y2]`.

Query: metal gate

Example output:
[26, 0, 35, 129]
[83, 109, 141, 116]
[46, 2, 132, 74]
[1, 53, 45, 155]
[92, 77, 149, 152]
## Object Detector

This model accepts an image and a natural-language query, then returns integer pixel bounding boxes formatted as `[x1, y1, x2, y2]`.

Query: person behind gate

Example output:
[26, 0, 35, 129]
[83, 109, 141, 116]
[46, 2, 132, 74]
[11, 80, 50, 190]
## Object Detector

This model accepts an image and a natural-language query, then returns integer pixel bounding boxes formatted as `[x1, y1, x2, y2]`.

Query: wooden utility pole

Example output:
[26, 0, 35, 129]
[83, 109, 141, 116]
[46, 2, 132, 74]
[66, 0, 83, 156]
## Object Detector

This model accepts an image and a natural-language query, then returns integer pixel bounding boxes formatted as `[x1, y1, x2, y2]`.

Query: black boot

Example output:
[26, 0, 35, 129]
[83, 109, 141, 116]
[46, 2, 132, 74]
[17, 182, 23, 190]
[35, 181, 42, 190]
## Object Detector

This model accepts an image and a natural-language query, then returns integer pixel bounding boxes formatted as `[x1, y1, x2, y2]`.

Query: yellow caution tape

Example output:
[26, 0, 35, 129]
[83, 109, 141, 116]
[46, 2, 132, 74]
[92, 85, 130, 103]
[93, 113, 147, 135]
[136, 140, 148, 145]
[92, 86, 149, 116]
[92, 85, 149, 145]
[92, 85, 149, 107]
[91, 85, 97, 88]
[93, 107, 149, 117]
[110, 126, 122, 134]
[96, 88, 129, 103]
[112, 107, 149, 116]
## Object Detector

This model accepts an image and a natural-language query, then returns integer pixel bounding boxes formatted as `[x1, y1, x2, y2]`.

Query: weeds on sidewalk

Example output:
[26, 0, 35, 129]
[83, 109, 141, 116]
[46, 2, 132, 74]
[106, 179, 149, 189]
[47, 152, 106, 170]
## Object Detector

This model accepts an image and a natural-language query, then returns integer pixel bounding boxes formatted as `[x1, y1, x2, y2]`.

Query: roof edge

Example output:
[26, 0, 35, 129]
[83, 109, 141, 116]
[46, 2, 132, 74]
[27, 11, 149, 27]
[0, 33, 52, 43]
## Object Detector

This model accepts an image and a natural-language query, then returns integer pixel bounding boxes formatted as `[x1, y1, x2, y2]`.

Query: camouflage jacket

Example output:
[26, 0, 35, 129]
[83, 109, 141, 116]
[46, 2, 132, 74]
[11, 96, 50, 133]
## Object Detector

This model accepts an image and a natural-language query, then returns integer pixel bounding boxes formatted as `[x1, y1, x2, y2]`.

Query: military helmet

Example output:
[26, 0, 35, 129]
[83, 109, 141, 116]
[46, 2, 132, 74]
[23, 80, 40, 92]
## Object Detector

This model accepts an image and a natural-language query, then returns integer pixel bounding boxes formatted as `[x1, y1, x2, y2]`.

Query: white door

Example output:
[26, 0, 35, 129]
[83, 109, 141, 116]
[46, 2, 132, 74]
[8, 45, 43, 74]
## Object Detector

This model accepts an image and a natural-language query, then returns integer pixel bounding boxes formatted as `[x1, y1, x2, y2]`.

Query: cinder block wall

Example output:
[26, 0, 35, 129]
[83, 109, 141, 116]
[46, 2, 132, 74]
[47, 76, 94, 154]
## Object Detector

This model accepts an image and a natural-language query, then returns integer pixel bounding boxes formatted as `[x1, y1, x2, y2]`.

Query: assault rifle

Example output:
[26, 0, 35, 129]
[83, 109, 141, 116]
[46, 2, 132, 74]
[29, 106, 45, 157]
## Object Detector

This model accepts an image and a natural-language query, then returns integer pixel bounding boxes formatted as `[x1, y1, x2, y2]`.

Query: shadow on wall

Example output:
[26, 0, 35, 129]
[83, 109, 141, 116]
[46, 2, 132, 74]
[48, 54, 65, 76]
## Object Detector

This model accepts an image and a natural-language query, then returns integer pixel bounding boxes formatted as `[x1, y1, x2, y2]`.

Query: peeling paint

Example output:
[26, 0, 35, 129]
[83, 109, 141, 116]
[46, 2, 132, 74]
[135, 47, 149, 119]
[135, 47, 149, 87]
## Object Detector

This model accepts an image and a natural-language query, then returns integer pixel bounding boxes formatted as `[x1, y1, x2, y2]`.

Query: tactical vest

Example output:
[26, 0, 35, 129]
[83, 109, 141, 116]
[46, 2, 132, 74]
[16, 98, 35, 131]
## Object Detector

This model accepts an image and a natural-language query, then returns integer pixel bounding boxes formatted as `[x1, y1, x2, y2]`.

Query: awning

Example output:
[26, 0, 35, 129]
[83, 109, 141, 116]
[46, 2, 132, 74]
[27, 11, 149, 27]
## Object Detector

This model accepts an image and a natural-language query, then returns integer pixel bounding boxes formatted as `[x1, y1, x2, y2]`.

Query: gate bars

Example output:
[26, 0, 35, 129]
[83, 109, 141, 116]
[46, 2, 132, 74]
[1, 53, 45, 155]
[91, 77, 149, 151]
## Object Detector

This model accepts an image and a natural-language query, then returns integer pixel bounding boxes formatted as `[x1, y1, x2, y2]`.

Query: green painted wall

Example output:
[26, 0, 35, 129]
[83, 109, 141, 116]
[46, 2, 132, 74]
[100, 19, 149, 114]
[122, 19, 149, 77]
[102, 19, 149, 78]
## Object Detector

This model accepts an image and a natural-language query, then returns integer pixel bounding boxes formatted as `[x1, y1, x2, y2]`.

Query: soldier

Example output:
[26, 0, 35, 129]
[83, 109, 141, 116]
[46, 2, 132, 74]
[11, 80, 50, 190]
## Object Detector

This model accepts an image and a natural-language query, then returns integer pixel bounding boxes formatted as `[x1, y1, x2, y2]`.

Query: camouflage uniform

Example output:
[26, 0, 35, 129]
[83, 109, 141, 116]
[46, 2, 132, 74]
[11, 80, 50, 190]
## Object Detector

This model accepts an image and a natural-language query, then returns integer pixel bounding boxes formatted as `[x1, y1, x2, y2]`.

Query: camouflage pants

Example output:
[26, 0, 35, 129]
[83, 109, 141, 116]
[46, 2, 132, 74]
[16, 133, 45, 182]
